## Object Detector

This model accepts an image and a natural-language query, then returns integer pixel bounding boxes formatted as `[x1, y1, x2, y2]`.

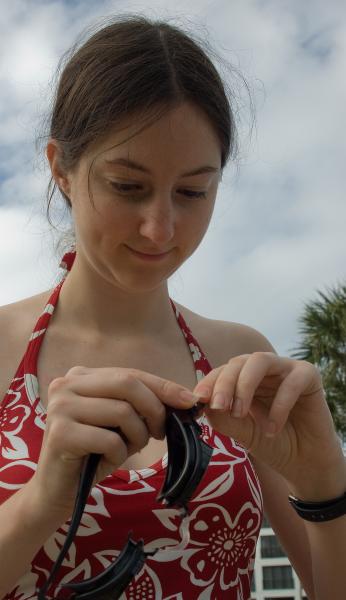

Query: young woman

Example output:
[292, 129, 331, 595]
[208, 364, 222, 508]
[0, 16, 345, 600]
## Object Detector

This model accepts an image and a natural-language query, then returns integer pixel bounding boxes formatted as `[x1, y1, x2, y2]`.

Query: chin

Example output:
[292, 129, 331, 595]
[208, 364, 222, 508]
[113, 272, 168, 293]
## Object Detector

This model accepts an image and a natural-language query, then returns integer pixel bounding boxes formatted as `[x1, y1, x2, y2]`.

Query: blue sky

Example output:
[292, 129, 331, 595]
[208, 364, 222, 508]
[0, 0, 345, 355]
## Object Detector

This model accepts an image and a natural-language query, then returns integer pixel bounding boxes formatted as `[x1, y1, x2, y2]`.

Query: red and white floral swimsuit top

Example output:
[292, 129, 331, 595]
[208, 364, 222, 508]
[0, 250, 263, 600]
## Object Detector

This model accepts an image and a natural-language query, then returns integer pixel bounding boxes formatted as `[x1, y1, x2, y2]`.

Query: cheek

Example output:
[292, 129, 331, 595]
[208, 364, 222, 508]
[74, 192, 130, 234]
[180, 206, 214, 252]
[193, 200, 215, 234]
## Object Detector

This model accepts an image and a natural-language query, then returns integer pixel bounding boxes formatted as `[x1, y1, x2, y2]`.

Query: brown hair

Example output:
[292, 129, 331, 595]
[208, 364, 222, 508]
[38, 14, 250, 254]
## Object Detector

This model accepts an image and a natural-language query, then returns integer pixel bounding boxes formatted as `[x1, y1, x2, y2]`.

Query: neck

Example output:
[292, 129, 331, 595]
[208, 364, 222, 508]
[55, 253, 177, 341]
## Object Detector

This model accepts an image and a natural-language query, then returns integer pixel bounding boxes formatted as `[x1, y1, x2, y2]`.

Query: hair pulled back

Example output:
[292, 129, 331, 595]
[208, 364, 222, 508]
[42, 14, 245, 253]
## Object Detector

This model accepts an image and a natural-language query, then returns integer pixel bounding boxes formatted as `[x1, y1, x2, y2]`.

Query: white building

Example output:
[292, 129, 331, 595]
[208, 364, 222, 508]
[251, 514, 308, 600]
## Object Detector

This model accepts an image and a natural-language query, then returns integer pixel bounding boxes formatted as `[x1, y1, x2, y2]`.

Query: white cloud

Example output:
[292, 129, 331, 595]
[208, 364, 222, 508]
[0, 207, 58, 306]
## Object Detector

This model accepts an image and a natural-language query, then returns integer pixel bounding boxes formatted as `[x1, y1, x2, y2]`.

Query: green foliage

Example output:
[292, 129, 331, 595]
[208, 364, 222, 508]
[291, 282, 346, 436]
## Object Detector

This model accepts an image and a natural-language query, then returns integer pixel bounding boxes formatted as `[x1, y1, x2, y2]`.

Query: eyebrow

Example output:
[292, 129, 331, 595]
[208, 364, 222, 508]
[103, 157, 220, 177]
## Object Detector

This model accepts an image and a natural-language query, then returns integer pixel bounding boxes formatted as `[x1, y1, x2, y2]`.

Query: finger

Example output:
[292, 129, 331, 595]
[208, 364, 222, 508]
[266, 364, 317, 435]
[75, 396, 151, 450]
[48, 418, 129, 466]
[203, 358, 248, 410]
[232, 352, 293, 418]
[61, 367, 198, 409]
[192, 364, 237, 402]
[131, 368, 199, 407]
[49, 376, 165, 439]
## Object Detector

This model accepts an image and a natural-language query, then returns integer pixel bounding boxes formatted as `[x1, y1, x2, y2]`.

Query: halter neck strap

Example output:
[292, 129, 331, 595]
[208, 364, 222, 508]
[59, 248, 76, 272]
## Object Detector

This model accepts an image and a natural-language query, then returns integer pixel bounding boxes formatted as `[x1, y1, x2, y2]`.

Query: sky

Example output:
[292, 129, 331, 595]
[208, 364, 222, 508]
[0, 0, 345, 356]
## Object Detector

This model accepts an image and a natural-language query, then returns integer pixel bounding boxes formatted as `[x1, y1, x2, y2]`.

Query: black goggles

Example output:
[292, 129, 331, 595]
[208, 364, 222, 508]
[38, 403, 212, 599]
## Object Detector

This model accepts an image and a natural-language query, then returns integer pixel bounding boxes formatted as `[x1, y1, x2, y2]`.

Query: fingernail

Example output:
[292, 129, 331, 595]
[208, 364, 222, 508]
[180, 390, 198, 404]
[210, 392, 227, 409]
[232, 398, 242, 417]
[265, 420, 277, 437]
[194, 387, 211, 399]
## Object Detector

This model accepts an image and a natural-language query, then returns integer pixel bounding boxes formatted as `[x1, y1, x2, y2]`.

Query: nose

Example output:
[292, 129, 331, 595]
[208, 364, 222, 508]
[138, 195, 175, 246]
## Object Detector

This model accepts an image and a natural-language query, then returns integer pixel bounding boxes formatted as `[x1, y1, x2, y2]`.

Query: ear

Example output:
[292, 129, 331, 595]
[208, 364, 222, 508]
[46, 139, 72, 199]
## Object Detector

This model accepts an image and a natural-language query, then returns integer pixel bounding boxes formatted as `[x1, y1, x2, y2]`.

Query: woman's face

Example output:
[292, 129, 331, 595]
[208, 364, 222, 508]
[51, 102, 222, 293]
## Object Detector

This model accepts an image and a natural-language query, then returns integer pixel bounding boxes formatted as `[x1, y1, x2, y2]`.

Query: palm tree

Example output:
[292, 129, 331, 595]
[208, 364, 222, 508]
[291, 282, 346, 437]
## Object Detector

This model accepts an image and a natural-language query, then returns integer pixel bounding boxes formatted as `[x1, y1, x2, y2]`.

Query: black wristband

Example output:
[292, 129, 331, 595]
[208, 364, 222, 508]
[288, 490, 346, 522]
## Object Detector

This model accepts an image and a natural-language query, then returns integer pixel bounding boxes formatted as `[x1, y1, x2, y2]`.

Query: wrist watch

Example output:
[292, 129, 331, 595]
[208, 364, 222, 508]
[288, 490, 346, 522]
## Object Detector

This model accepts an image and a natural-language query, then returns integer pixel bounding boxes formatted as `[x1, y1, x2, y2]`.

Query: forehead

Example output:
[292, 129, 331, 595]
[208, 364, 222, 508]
[87, 103, 222, 170]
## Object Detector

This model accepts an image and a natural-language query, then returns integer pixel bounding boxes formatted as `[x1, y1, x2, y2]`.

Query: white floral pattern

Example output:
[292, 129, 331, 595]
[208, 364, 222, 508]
[189, 343, 202, 362]
[0, 249, 263, 600]
[180, 502, 261, 593]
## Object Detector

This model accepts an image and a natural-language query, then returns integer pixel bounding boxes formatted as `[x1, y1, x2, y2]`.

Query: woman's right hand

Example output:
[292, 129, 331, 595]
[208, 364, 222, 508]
[30, 365, 196, 518]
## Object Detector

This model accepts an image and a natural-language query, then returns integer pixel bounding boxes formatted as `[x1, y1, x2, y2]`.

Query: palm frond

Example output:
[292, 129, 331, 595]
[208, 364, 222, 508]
[290, 281, 346, 436]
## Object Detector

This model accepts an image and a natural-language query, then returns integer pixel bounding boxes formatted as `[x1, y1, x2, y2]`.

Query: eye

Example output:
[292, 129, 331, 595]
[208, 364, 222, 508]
[108, 181, 207, 200]
[179, 189, 207, 199]
[110, 182, 142, 193]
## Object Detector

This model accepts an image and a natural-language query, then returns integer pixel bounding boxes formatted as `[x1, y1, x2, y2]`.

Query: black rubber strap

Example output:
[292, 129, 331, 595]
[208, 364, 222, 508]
[288, 490, 346, 522]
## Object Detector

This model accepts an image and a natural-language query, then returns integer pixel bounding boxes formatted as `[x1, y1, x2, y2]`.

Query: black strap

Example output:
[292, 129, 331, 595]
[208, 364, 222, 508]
[38, 428, 131, 599]
[288, 490, 346, 522]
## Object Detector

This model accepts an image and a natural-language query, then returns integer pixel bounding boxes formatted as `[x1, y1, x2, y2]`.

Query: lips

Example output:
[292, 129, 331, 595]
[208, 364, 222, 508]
[126, 246, 172, 260]
[135, 251, 168, 256]
[127, 245, 170, 255]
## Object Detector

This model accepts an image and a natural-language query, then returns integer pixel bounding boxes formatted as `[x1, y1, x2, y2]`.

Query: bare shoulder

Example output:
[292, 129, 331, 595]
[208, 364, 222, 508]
[0, 290, 53, 400]
[0, 290, 52, 334]
[174, 301, 275, 368]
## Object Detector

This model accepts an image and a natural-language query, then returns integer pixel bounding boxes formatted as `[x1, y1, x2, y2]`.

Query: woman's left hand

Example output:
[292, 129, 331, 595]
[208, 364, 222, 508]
[193, 352, 344, 495]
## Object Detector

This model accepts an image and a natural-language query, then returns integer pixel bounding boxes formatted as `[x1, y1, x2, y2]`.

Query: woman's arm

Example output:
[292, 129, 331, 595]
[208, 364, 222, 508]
[0, 479, 69, 598]
[288, 449, 346, 600]
[303, 510, 346, 600]
[252, 452, 346, 600]
[192, 323, 346, 600]
[250, 456, 316, 599]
